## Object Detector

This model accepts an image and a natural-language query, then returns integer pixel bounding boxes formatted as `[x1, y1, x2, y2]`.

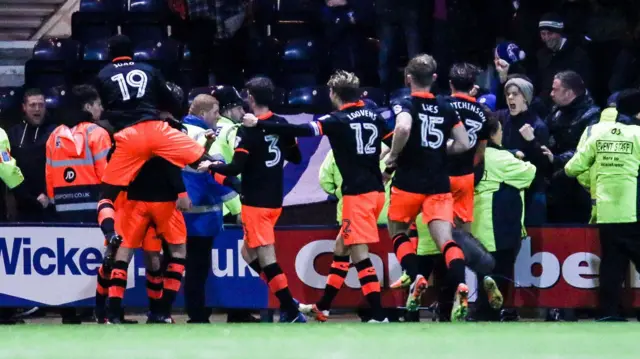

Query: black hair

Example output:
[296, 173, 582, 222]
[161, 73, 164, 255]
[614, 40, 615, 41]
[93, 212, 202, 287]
[449, 63, 479, 92]
[71, 85, 100, 110]
[244, 76, 274, 107]
[108, 35, 133, 60]
[554, 70, 585, 96]
[485, 115, 501, 138]
[23, 88, 43, 103]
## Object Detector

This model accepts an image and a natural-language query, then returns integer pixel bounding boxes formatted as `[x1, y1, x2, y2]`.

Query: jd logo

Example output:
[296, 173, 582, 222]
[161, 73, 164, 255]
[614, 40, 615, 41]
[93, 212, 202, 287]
[63, 168, 76, 183]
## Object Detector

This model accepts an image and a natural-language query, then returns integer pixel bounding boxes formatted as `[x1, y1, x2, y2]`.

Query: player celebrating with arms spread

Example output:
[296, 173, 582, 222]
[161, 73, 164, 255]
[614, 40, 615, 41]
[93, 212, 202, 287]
[385, 54, 472, 321]
[199, 77, 306, 323]
[243, 71, 392, 323]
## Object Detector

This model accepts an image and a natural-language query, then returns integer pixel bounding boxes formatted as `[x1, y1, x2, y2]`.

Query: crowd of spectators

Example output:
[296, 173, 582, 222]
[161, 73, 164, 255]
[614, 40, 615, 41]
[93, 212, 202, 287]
[2, 0, 640, 226]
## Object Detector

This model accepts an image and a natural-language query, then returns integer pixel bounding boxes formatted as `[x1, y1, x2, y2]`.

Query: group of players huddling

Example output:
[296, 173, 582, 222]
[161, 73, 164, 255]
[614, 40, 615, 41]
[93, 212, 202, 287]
[92, 34, 502, 324]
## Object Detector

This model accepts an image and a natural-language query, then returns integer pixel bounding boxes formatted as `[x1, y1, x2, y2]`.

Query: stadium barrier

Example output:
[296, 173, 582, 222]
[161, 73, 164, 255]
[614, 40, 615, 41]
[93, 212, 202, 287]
[0, 224, 639, 309]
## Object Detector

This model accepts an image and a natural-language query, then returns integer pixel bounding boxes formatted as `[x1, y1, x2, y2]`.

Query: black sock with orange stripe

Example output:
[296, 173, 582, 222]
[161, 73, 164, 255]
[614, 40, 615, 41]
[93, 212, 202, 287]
[262, 262, 299, 318]
[146, 269, 164, 315]
[95, 265, 110, 320]
[355, 258, 384, 321]
[392, 233, 419, 281]
[316, 255, 350, 311]
[162, 257, 186, 316]
[443, 240, 466, 286]
[107, 260, 128, 319]
[97, 199, 116, 236]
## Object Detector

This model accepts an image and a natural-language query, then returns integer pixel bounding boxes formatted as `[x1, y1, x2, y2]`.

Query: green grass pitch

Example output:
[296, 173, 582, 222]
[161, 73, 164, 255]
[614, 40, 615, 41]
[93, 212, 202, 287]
[0, 323, 637, 359]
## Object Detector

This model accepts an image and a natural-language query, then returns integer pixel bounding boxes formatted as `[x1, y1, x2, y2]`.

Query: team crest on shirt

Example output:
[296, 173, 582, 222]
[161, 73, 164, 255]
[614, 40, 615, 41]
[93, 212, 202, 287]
[392, 105, 403, 115]
[0, 151, 10, 163]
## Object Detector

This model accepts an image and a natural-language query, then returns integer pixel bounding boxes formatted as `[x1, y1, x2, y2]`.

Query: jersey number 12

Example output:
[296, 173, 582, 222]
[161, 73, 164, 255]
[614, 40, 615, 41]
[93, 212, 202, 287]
[350, 123, 378, 155]
[111, 70, 148, 101]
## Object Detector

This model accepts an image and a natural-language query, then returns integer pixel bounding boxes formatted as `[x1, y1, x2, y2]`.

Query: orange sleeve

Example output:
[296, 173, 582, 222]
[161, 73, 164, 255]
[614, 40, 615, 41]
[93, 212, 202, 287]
[45, 135, 54, 199]
[90, 127, 113, 181]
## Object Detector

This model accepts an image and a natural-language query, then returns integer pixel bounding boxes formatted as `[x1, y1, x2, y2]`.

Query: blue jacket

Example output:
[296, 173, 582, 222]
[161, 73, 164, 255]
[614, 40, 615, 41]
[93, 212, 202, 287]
[181, 115, 236, 237]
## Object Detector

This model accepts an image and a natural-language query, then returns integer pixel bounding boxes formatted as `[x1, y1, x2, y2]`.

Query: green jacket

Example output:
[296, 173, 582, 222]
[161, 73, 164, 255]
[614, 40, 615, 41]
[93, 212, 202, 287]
[212, 116, 242, 216]
[471, 144, 536, 252]
[565, 117, 640, 224]
[0, 127, 24, 189]
[575, 107, 618, 223]
[318, 150, 390, 224]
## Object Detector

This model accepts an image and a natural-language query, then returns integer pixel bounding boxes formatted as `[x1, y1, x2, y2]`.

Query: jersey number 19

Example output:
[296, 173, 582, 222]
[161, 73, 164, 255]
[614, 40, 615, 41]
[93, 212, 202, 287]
[111, 70, 148, 101]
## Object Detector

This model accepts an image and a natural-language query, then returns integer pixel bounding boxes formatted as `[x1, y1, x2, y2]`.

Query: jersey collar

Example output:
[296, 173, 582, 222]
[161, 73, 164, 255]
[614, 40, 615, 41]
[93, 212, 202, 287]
[339, 100, 365, 110]
[452, 93, 477, 102]
[411, 92, 435, 99]
[112, 56, 132, 63]
[257, 111, 273, 120]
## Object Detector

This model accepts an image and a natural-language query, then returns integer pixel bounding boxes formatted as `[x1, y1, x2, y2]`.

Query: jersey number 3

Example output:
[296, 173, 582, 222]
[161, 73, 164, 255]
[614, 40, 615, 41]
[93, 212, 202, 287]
[111, 70, 148, 101]
[264, 135, 281, 167]
[350, 123, 378, 155]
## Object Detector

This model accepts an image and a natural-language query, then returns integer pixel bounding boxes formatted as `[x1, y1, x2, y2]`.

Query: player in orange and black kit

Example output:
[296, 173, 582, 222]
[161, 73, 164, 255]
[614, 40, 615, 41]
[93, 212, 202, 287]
[94, 35, 208, 261]
[446, 63, 489, 233]
[243, 71, 393, 322]
[384, 54, 472, 321]
[198, 77, 306, 322]
[105, 157, 190, 324]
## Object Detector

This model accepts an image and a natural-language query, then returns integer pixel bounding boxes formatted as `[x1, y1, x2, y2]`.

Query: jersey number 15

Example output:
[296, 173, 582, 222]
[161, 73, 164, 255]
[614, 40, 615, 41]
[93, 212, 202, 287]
[418, 114, 444, 149]
[111, 70, 148, 101]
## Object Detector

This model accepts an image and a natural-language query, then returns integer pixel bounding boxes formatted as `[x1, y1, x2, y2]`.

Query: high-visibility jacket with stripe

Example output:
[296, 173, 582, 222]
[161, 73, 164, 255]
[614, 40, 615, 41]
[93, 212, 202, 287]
[0, 127, 24, 189]
[45, 122, 111, 221]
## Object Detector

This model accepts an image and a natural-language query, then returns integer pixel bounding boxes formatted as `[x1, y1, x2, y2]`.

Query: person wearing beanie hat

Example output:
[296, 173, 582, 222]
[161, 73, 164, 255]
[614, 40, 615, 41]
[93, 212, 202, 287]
[504, 78, 533, 115]
[496, 76, 550, 227]
[565, 87, 640, 321]
[536, 13, 592, 108]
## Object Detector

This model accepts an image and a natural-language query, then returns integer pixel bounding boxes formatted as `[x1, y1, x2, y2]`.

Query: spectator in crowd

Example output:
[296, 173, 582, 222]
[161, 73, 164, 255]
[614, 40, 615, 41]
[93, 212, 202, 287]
[609, 23, 640, 93]
[541, 70, 598, 223]
[495, 77, 550, 225]
[321, 0, 364, 77]
[564, 89, 640, 321]
[186, 0, 248, 87]
[472, 115, 536, 321]
[536, 13, 592, 109]
[6, 89, 56, 222]
[376, 0, 421, 90]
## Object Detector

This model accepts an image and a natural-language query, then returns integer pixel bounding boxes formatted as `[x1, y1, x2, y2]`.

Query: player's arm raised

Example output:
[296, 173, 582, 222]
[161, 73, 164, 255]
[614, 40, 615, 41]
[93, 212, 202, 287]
[243, 113, 322, 137]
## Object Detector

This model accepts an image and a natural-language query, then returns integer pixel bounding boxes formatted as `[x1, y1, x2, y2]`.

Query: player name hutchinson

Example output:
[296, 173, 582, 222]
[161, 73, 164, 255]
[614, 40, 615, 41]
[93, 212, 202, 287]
[449, 101, 487, 120]
[346, 109, 377, 121]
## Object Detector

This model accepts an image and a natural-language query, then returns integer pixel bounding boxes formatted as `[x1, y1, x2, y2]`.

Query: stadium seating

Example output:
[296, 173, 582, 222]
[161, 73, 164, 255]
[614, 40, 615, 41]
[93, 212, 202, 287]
[389, 87, 411, 105]
[32, 38, 81, 64]
[280, 37, 321, 89]
[359, 87, 386, 107]
[127, 0, 169, 13]
[133, 38, 181, 77]
[287, 86, 331, 114]
[43, 86, 69, 110]
[79, 0, 125, 13]
[0, 87, 22, 123]
[71, 12, 118, 45]
[244, 36, 282, 81]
